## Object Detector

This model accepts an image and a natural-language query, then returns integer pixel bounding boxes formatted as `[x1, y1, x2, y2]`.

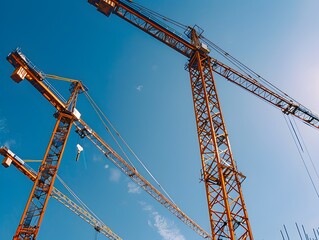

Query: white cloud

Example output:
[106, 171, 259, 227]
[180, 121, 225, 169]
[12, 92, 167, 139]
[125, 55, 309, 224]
[151, 65, 158, 71]
[136, 85, 144, 92]
[3, 139, 16, 148]
[140, 202, 186, 240]
[109, 168, 121, 182]
[92, 153, 102, 162]
[147, 219, 153, 228]
[153, 213, 186, 240]
[0, 118, 7, 133]
[127, 182, 141, 194]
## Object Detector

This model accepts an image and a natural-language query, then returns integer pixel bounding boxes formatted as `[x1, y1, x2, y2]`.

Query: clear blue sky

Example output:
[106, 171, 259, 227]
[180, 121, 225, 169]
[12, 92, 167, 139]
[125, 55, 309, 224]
[1, 0, 319, 239]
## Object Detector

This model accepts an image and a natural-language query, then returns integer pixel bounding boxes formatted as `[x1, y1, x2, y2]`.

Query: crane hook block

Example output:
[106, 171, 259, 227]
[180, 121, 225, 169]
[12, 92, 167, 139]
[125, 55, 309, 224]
[76, 144, 84, 161]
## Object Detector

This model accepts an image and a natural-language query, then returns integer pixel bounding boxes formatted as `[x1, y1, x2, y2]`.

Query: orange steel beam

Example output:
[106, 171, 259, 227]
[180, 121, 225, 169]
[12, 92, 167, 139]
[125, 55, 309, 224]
[13, 112, 74, 239]
[1, 147, 37, 181]
[188, 50, 252, 239]
[210, 58, 319, 129]
[88, 0, 195, 57]
[7, 50, 66, 111]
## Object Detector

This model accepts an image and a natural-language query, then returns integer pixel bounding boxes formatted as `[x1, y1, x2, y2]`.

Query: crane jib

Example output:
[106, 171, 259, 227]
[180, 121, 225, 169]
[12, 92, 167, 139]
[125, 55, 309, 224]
[211, 58, 319, 130]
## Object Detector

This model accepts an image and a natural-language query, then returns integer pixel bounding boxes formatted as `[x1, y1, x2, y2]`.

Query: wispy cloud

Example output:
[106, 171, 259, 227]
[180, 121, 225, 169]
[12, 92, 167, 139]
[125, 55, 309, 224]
[127, 182, 141, 194]
[151, 65, 158, 71]
[147, 219, 152, 227]
[0, 118, 8, 133]
[109, 168, 121, 182]
[92, 153, 103, 162]
[2, 139, 16, 148]
[140, 202, 186, 240]
[136, 85, 144, 92]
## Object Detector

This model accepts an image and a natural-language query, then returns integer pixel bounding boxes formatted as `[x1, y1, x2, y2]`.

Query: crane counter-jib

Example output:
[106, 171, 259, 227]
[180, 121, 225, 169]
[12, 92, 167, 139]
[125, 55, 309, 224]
[6, 50, 67, 112]
[88, 0, 197, 57]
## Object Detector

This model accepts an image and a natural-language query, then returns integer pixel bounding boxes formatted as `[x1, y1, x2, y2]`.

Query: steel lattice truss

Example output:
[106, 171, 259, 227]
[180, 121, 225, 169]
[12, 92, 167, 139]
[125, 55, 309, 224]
[188, 52, 252, 240]
[15, 113, 73, 239]
[211, 58, 319, 129]
[51, 188, 122, 240]
[74, 119, 211, 239]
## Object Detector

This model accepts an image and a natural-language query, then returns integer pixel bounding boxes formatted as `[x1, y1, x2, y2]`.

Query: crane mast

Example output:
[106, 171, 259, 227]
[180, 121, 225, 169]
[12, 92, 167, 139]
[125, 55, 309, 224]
[0, 147, 122, 240]
[189, 50, 251, 239]
[15, 106, 73, 239]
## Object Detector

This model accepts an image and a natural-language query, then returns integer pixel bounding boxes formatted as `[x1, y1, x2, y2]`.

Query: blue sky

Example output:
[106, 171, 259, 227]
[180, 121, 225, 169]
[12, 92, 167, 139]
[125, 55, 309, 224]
[1, 0, 319, 239]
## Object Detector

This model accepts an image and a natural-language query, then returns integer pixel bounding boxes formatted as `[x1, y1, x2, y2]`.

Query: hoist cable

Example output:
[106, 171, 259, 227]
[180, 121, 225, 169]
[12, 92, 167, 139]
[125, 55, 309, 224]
[283, 114, 319, 199]
[291, 116, 319, 181]
[124, 0, 188, 31]
[83, 91, 177, 205]
[112, 131, 178, 205]
[9, 158, 106, 229]
[288, 117, 304, 152]
[201, 36, 303, 106]
[83, 91, 137, 169]
[44, 75, 176, 204]
[43, 79, 67, 103]
[56, 175, 104, 224]
[126, 0, 302, 111]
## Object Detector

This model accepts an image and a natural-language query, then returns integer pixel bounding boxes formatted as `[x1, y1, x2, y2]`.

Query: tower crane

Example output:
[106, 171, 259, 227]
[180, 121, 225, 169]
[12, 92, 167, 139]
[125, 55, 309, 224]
[7, 49, 87, 239]
[0, 146, 122, 240]
[7, 49, 211, 239]
[87, 0, 319, 239]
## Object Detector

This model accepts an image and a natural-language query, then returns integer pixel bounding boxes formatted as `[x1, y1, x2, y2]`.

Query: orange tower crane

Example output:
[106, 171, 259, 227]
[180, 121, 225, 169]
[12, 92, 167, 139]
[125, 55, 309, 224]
[0, 146, 122, 240]
[7, 49, 211, 239]
[87, 1, 319, 239]
[7, 50, 86, 239]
